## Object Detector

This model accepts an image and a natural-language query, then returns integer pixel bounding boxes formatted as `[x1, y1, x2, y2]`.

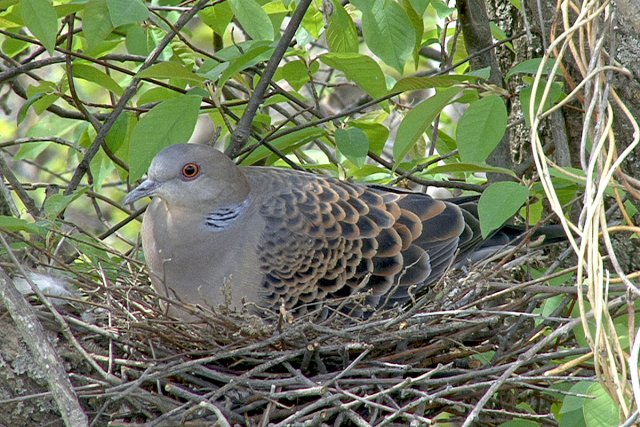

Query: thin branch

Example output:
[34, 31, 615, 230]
[0, 150, 39, 217]
[64, 15, 101, 131]
[226, 0, 314, 157]
[0, 55, 65, 82]
[0, 263, 87, 427]
[461, 297, 626, 426]
[64, 0, 212, 195]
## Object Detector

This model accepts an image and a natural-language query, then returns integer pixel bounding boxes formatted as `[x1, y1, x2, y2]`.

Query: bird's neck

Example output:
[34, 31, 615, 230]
[203, 198, 251, 231]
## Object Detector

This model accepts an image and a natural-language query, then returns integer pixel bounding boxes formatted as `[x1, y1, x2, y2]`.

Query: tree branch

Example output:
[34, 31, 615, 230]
[456, 0, 515, 178]
[226, 0, 314, 158]
[0, 263, 87, 427]
[64, 0, 212, 195]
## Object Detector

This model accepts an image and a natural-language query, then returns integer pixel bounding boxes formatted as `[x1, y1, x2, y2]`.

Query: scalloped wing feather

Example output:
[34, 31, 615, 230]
[246, 168, 474, 312]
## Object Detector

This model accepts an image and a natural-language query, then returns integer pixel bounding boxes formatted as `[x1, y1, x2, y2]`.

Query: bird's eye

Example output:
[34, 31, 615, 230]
[181, 162, 200, 180]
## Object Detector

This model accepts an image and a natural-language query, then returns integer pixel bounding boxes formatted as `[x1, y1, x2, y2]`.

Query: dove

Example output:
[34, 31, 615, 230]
[125, 143, 489, 319]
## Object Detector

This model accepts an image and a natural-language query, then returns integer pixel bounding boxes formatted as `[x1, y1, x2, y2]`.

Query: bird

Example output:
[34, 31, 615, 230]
[124, 143, 498, 319]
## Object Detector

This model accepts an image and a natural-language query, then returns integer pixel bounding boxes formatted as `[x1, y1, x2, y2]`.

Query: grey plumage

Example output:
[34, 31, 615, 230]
[125, 144, 484, 319]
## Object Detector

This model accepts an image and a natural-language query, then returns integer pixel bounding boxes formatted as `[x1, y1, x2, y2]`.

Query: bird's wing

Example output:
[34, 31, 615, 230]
[245, 168, 468, 311]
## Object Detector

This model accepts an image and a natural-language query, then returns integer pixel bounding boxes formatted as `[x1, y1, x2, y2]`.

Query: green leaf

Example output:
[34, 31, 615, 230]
[560, 381, 592, 414]
[335, 127, 369, 167]
[21, 0, 58, 54]
[22, 81, 59, 117]
[138, 61, 206, 84]
[0, 216, 45, 235]
[520, 196, 543, 225]
[137, 87, 182, 106]
[449, 31, 469, 73]
[14, 142, 49, 161]
[43, 191, 84, 219]
[54, 2, 85, 18]
[82, 0, 113, 51]
[478, 182, 528, 238]
[33, 94, 58, 115]
[109, 113, 133, 179]
[456, 95, 508, 163]
[393, 86, 461, 161]
[198, 2, 233, 36]
[300, 5, 324, 39]
[217, 43, 274, 87]
[17, 92, 48, 124]
[320, 53, 387, 98]
[535, 294, 563, 326]
[428, 0, 456, 17]
[72, 63, 123, 95]
[409, 0, 429, 15]
[327, 0, 358, 53]
[0, 0, 20, 11]
[352, 0, 416, 73]
[558, 409, 586, 427]
[230, 0, 274, 41]
[2, 37, 30, 57]
[24, 114, 80, 140]
[455, 89, 481, 105]
[106, 0, 148, 27]
[465, 67, 492, 80]
[105, 112, 130, 155]
[128, 95, 202, 181]
[0, 0, 24, 27]
[240, 128, 325, 165]
[200, 42, 274, 85]
[400, 0, 423, 66]
[470, 350, 495, 367]
[27, 80, 57, 96]
[509, 0, 523, 11]
[72, 233, 112, 264]
[547, 166, 586, 189]
[434, 127, 458, 152]
[506, 58, 560, 80]
[350, 121, 389, 155]
[490, 22, 514, 53]
[520, 81, 563, 127]
[277, 60, 309, 91]
[349, 164, 393, 181]
[391, 75, 475, 93]
[583, 383, 620, 427]
[0, 18, 21, 30]
[125, 25, 153, 56]
[428, 162, 517, 177]
[91, 147, 114, 192]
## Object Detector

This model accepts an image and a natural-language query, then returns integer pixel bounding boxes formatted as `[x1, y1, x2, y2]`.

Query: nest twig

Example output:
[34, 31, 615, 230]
[0, 246, 600, 427]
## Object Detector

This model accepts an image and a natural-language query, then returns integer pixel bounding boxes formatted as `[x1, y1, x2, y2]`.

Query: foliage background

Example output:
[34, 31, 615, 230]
[1, 0, 639, 425]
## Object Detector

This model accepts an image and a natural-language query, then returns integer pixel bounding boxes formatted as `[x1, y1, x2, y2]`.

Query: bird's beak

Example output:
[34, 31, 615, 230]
[124, 179, 160, 205]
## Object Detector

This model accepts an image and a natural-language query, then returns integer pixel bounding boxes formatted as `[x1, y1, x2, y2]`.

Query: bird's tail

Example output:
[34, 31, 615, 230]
[448, 196, 567, 266]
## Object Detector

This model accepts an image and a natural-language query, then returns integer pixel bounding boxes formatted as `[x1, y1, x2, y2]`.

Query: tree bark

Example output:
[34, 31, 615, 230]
[457, 0, 516, 180]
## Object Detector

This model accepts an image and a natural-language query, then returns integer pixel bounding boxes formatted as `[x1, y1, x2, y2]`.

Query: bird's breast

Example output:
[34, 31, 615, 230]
[141, 198, 266, 311]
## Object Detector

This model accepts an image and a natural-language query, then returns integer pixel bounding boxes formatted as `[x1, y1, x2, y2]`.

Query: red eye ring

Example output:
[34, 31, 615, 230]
[181, 162, 200, 180]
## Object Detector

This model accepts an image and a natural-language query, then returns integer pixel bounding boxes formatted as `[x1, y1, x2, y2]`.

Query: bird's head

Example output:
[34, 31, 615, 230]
[124, 144, 250, 210]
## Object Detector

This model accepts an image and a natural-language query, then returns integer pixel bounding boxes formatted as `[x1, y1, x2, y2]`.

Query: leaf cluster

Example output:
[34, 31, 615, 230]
[0, 0, 607, 424]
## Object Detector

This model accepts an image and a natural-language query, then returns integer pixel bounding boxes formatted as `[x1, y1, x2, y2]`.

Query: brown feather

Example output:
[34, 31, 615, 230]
[127, 144, 487, 319]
